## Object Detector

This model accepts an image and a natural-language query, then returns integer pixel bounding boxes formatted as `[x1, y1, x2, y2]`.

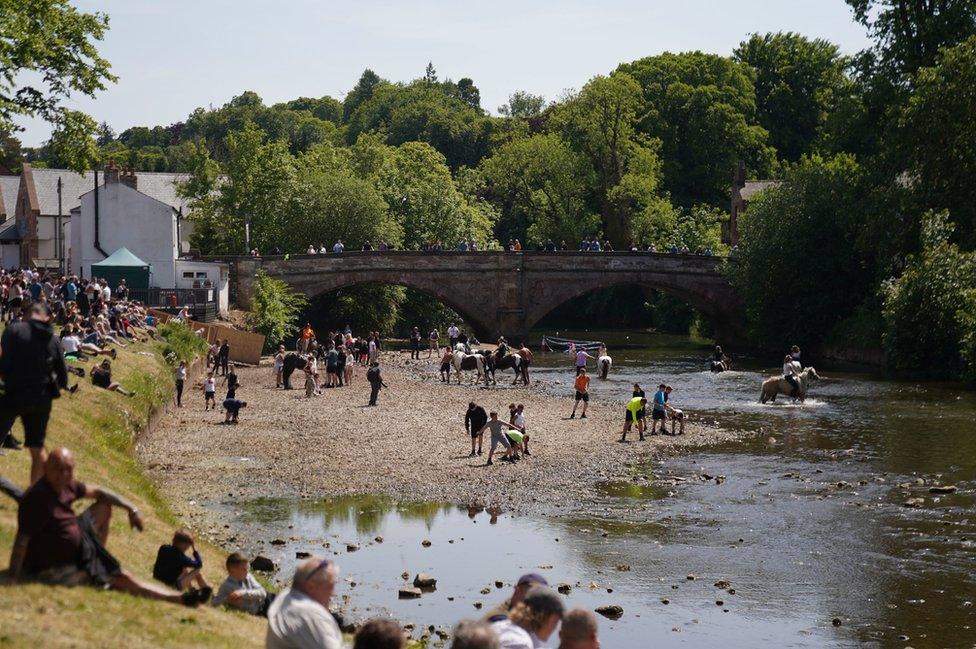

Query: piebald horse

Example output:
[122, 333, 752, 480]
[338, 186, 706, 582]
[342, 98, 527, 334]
[452, 350, 488, 385]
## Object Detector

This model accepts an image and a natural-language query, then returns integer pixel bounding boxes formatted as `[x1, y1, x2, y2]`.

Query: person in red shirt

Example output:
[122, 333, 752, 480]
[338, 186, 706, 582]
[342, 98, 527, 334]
[8, 447, 208, 606]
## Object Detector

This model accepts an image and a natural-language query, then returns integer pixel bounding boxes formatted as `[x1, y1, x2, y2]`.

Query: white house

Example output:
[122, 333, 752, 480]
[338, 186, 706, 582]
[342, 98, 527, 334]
[70, 163, 228, 313]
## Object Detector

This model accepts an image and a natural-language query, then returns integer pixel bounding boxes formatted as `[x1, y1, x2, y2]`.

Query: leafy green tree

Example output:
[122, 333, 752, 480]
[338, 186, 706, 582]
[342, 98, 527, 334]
[847, 0, 976, 77]
[617, 52, 774, 207]
[552, 73, 671, 246]
[481, 133, 597, 244]
[896, 35, 976, 246]
[0, 130, 24, 172]
[498, 92, 546, 118]
[730, 154, 872, 349]
[734, 33, 852, 160]
[343, 69, 382, 121]
[282, 96, 343, 123]
[0, 0, 115, 169]
[45, 110, 100, 172]
[882, 211, 976, 380]
[248, 271, 309, 350]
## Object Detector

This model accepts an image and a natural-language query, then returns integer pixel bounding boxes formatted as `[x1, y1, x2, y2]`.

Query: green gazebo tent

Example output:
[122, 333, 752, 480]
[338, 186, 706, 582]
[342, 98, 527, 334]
[91, 247, 151, 290]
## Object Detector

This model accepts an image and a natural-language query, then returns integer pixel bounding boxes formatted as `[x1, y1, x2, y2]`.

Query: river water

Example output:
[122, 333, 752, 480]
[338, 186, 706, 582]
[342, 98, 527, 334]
[235, 332, 976, 648]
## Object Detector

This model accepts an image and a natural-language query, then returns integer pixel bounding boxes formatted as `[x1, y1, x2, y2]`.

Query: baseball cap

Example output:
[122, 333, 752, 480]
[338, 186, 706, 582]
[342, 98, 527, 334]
[523, 586, 565, 617]
[516, 573, 548, 587]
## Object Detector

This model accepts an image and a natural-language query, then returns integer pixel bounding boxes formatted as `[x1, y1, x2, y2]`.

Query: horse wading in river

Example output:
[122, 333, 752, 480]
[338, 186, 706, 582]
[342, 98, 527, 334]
[761, 367, 820, 403]
[598, 355, 612, 379]
[491, 350, 523, 385]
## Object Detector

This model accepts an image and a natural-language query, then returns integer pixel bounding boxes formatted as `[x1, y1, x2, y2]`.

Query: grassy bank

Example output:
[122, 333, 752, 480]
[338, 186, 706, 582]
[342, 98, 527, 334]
[0, 328, 267, 649]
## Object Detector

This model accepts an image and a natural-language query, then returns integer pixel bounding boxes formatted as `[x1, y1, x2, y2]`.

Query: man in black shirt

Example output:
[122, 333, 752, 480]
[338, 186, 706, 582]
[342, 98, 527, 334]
[0, 303, 68, 483]
[366, 362, 387, 406]
[465, 402, 488, 457]
[218, 340, 230, 376]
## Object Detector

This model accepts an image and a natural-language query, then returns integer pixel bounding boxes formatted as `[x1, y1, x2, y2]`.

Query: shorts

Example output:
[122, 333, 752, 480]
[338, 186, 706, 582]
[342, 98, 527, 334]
[30, 507, 121, 588]
[440, 362, 451, 372]
[506, 430, 524, 445]
[575, 391, 589, 402]
[205, 391, 215, 400]
[490, 430, 512, 451]
[652, 409, 666, 420]
[0, 395, 53, 448]
[625, 410, 636, 423]
[327, 366, 337, 375]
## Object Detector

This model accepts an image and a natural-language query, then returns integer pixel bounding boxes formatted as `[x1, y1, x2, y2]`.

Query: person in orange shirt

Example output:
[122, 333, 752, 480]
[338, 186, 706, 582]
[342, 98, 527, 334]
[570, 368, 590, 419]
[299, 323, 314, 354]
[513, 239, 523, 251]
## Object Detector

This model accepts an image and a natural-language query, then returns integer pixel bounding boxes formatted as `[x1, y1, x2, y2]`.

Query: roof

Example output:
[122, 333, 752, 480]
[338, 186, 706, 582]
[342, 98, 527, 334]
[739, 180, 781, 201]
[92, 247, 150, 267]
[0, 175, 19, 218]
[27, 168, 191, 215]
[0, 219, 22, 241]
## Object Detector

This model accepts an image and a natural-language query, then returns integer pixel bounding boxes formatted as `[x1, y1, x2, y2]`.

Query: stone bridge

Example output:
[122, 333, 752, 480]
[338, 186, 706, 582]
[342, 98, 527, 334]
[217, 251, 744, 341]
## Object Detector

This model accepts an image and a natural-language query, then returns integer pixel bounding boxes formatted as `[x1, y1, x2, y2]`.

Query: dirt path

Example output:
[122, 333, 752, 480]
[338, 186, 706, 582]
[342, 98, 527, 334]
[139, 352, 742, 516]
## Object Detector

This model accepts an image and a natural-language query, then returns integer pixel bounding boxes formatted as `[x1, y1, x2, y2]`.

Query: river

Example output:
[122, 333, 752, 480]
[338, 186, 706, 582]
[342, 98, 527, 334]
[234, 331, 976, 648]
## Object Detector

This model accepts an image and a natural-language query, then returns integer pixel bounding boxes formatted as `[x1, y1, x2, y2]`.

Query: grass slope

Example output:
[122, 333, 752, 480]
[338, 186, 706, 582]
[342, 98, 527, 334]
[0, 333, 267, 648]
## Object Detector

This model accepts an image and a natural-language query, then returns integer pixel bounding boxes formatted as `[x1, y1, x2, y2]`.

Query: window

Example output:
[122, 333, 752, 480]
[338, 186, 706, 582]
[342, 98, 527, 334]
[182, 271, 194, 279]
[195, 272, 208, 279]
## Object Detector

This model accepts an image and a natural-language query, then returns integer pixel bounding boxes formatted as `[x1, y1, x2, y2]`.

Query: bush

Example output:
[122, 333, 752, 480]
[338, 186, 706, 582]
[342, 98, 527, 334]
[882, 212, 976, 381]
[248, 271, 309, 350]
[158, 321, 209, 366]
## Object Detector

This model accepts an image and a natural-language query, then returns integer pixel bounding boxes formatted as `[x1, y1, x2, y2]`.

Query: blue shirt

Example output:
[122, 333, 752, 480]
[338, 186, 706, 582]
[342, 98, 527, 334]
[64, 281, 77, 301]
[653, 390, 667, 411]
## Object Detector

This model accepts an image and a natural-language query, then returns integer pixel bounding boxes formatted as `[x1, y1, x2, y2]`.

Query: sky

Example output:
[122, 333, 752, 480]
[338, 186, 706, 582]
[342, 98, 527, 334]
[17, 0, 873, 146]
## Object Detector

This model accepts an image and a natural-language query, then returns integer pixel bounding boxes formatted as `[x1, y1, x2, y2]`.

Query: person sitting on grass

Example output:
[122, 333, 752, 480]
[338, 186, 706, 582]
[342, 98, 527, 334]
[620, 397, 647, 442]
[213, 551, 273, 616]
[91, 359, 135, 397]
[61, 323, 115, 361]
[353, 618, 405, 649]
[489, 586, 565, 649]
[477, 411, 522, 466]
[223, 398, 247, 424]
[267, 556, 343, 649]
[7, 447, 210, 606]
[152, 529, 210, 596]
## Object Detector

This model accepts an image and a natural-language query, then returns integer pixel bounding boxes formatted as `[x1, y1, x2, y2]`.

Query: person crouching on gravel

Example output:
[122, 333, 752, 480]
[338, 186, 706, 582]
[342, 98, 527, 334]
[664, 385, 685, 435]
[223, 398, 247, 424]
[478, 411, 522, 466]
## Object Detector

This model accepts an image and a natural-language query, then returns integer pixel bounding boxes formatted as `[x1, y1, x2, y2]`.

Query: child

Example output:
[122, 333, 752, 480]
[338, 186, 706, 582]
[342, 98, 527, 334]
[212, 552, 272, 616]
[224, 398, 247, 423]
[273, 345, 285, 388]
[176, 360, 187, 407]
[203, 371, 216, 410]
[152, 530, 211, 597]
[665, 385, 685, 435]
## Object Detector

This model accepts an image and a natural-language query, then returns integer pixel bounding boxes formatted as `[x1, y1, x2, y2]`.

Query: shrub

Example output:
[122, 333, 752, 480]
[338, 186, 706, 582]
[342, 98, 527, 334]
[158, 321, 209, 366]
[248, 271, 309, 350]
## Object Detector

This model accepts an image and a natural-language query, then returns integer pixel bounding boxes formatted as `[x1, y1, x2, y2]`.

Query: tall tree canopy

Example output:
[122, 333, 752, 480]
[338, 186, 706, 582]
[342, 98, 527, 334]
[617, 52, 774, 208]
[734, 33, 852, 161]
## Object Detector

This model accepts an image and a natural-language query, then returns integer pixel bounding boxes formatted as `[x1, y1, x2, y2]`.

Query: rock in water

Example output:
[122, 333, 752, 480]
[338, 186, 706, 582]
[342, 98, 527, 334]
[346, 543, 360, 552]
[929, 485, 957, 494]
[398, 586, 423, 599]
[413, 573, 437, 589]
[295, 551, 311, 559]
[251, 555, 275, 572]
[557, 583, 572, 594]
[270, 538, 286, 546]
[615, 564, 631, 572]
[595, 605, 623, 620]
[903, 498, 925, 508]
[422, 539, 432, 547]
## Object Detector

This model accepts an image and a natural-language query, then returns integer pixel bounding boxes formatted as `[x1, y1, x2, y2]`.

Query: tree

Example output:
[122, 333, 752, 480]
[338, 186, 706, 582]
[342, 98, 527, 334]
[0, 0, 116, 166]
[45, 110, 99, 172]
[882, 211, 976, 380]
[617, 52, 775, 208]
[729, 155, 872, 350]
[343, 69, 382, 121]
[734, 33, 853, 161]
[424, 62, 438, 85]
[498, 92, 546, 118]
[0, 130, 24, 172]
[896, 35, 976, 246]
[248, 271, 309, 350]
[552, 73, 670, 246]
[481, 133, 598, 244]
[847, 0, 976, 77]
[455, 78, 482, 110]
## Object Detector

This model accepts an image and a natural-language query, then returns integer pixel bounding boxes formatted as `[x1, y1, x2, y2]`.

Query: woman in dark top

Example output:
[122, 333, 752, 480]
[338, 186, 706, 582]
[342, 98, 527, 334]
[91, 360, 135, 397]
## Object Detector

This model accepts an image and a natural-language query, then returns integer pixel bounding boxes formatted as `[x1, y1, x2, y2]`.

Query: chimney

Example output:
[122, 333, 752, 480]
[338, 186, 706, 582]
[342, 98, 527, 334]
[734, 160, 746, 189]
[121, 167, 138, 191]
[104, 160, 120, 184]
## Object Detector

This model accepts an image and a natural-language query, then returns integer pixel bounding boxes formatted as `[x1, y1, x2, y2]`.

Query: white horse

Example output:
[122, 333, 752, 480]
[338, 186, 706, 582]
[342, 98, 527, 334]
[452, 351, 487, 385]
[598, 355, 612, 379]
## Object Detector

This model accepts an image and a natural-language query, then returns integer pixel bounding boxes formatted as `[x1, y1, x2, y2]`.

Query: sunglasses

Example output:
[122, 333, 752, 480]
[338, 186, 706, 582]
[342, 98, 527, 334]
[307, 558, 332, 581]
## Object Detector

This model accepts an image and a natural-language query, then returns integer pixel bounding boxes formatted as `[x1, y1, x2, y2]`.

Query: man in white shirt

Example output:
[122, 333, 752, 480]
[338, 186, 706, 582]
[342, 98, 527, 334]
[266, 557, 343, 649]
[448, 324, 460, 350]
[332, 240, 344, 253]
[101, 282, 111, 302]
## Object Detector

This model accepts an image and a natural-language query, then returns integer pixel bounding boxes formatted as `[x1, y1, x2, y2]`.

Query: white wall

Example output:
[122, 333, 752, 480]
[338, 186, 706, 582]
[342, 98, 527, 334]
[175, 260, 229, 314]
[71, 182, 178, 286]
[0, 243, 19, 269]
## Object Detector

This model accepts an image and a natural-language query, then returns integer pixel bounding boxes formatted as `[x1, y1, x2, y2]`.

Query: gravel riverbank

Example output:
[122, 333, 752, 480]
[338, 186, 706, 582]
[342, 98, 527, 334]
[139, 351, 744, 518]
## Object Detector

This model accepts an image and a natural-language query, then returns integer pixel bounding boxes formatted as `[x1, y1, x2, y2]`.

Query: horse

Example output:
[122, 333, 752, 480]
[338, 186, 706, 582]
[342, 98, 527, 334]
[452, 351, 487, 385]
[491, 350, 523, 385]
[598, 355, 612, 379]
[710, 357, 732, 373]
[281, 352, 303, 389]
[760, 367, 820, 404]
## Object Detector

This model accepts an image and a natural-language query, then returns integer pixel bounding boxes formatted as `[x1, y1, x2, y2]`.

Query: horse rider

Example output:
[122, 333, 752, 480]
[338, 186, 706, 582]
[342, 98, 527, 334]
[782, 355, 800, 398]
[790, 345, 802, 365]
